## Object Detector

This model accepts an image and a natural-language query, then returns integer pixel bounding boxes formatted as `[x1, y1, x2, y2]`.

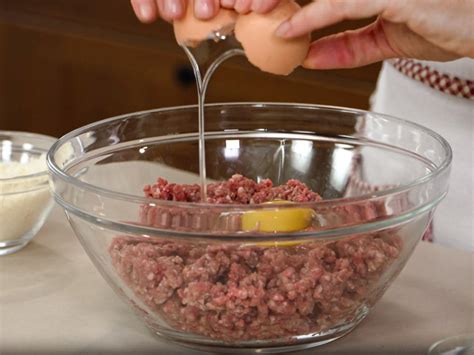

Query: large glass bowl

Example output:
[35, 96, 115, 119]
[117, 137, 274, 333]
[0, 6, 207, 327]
[47, 103, 451, 353]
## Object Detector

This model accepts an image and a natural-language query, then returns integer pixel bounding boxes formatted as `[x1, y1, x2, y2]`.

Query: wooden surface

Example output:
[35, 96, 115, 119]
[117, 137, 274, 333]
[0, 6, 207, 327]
[0, 0, 382, 137]
[1, 207, 473, 354]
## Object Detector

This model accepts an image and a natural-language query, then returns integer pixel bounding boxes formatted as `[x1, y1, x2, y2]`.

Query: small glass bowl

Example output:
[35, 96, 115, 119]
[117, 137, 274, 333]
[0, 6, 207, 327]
[0, 131, 56, 255]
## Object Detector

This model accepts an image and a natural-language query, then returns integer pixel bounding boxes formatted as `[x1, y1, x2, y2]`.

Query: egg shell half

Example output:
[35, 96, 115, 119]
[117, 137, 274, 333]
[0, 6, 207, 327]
[234, 0, 310, 75]
[174, 1, 238, 48]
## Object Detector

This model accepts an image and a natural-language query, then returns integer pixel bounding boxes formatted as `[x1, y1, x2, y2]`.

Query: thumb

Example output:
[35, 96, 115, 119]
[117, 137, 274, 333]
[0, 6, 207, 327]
[303, 19, 398, 70]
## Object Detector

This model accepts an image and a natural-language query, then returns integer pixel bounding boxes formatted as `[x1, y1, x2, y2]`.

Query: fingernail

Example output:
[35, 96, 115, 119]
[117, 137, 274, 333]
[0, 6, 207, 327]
[221, 0, 235, 8]
[138, 3, 154, 21]
[234, 0, 248, 12]
[251, 0, 263, 12]
[195, 0, 214, 19]
[275, 21, 291, 38]
[165, 0, 183, 18]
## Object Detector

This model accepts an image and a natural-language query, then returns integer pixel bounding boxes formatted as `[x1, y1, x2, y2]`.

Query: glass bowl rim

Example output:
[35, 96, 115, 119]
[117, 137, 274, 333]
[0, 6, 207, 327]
[428, 334, 474, 354]
[47, 102, 452, 210]
[1, 130, 57, 183]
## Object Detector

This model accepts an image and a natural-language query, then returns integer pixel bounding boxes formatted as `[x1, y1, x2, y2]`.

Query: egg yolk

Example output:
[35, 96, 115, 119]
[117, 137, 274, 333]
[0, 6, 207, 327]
[241, 200, 314, 233]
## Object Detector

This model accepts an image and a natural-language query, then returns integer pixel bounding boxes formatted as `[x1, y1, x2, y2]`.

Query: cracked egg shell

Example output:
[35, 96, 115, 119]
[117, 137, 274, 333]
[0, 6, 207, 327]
[173, 1, 238, 48]
[235, 0, 310, 75]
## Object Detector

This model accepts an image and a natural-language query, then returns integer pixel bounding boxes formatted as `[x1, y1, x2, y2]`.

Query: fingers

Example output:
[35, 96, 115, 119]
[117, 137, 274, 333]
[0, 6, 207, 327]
[234, 0, 252, 14]
[220, 0, 279, 14]
[221, 0, 236, 9]
[303, 19, 398, 69]
[156, 0, 171, 21]
[131, 0, 187, 22]
[132, 0, 277, 23]
[275, 0, 388, 38]
[251, 0, 279, 14]
[131, 0, 159, 23]
[162, 0, 186, 20]
[194, 0, 220, 19]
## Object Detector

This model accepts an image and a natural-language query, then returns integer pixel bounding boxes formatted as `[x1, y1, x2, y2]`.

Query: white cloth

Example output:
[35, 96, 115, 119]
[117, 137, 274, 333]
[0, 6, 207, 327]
[370, 60, 474, 251]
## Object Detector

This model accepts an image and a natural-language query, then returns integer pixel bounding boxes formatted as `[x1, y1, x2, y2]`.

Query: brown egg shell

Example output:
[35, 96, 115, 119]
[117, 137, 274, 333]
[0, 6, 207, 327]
[234, 0, 310, 75]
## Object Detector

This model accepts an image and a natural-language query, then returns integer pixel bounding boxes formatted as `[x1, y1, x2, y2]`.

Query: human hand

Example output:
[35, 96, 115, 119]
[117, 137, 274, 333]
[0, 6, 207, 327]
[274, 0, 474, 69]
[130, 0, 280, 23]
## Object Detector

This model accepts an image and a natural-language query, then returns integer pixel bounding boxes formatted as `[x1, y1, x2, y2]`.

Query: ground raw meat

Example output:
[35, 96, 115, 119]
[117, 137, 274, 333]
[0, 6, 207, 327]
[110, 176, 403, 342]
[143, 174, 322, 204]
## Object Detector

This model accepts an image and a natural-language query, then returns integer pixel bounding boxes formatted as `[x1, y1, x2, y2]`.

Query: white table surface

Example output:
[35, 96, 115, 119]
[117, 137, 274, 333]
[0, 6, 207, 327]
[1, 207, 473, 354]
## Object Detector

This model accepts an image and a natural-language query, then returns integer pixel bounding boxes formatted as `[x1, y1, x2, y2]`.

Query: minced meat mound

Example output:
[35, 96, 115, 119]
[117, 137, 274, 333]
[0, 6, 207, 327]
[143, 174, 322, 204]
[109, 175, 402, 341]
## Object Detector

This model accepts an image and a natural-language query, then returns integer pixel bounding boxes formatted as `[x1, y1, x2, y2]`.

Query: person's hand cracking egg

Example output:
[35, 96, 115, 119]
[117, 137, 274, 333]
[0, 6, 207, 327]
[131, 0, 311, 75]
